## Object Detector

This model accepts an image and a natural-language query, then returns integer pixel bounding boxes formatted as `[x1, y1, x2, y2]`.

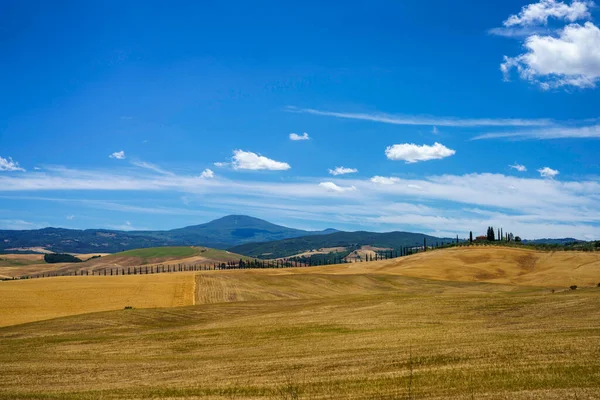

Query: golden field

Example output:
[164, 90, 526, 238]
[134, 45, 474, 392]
[0, 246, 599, 399]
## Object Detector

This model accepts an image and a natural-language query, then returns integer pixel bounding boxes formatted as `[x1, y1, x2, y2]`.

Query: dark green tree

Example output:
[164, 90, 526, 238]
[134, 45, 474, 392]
[469, 231, 473, 243]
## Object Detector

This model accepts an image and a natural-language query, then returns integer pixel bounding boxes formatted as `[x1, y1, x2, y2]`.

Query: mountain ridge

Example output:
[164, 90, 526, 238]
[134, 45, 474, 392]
[0, 215, 337, 254]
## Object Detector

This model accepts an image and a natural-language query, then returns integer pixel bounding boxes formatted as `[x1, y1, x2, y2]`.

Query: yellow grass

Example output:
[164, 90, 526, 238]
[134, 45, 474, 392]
[0, 273, 195, 327]
[0, 246, 599, 399]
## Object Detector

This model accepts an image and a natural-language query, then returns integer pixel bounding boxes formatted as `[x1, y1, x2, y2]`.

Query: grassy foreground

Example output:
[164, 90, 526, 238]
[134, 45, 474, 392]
[0, 247, 599, 399]
[1, 280, 599, 399]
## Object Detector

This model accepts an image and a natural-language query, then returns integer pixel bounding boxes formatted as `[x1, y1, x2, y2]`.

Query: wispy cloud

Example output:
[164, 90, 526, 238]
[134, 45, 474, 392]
[318, 182, 357, 193]
[1, 166, 599, 239]
[385, 142, 456, 163]
[0, 156, 25, 172]
[474, 124, 600, 140]
[109, 151, 126, 160]
[510, 163, 527, 172]
[289, 132, 310, 141]
[287, 106, 553, 127]
[130, 160, 174, 175]
[0, 219, 44, 230]
[328, 166, 358, 176]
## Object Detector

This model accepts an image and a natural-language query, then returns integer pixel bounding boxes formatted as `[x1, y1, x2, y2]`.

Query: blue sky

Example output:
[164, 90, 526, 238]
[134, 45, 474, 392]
[1, 0, 600, 239]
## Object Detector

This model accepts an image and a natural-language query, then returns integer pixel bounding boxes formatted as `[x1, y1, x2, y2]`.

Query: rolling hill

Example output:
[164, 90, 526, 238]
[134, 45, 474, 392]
[0, 215, 337, 254]
[0, 246, 252, 278]
[229, 230, 454, 259]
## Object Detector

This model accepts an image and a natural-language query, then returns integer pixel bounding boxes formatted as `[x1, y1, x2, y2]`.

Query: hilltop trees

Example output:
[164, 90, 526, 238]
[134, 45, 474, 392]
[487, 227, 496, 241]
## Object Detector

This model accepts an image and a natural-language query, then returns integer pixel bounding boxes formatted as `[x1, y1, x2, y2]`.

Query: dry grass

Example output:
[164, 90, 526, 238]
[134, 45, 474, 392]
[0, 273, 195, 326]
[0, 281, 598, 399]
[0, 247, 599, 399]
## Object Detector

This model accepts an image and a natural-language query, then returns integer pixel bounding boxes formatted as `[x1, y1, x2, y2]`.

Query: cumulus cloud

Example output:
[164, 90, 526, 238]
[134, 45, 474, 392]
[0, 156, 25, 172]
[200, 169, 214, 179]
[329, 166, 358, 176]
[385, 142, 456, 163]
[213, 162, 228, 167]
[501, 22, 600, 89]
[318, 182, 357, 193]
[503, 0, 594, 27]
[109, 151, 126, 160]
[510, 163, 528, 172]
[538, 166, 560, 178]
[370, 176, 401, 185]
[231, 150, 291, 171]
[289, 132, 310, 141]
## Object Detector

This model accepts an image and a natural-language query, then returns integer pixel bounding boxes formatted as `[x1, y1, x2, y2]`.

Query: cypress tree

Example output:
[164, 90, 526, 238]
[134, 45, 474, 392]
[469, 231, 473, 243]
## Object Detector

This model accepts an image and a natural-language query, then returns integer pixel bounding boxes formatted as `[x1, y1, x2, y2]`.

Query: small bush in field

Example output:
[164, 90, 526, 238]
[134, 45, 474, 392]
[570, 285, 577, 291]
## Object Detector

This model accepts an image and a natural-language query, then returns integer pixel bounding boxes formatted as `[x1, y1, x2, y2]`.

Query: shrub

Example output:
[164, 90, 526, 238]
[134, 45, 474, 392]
[44, 253, 83, 264]
[597, 283, 600, 287]
[570, 285, 578, 291]
[124, 306, 133, 310]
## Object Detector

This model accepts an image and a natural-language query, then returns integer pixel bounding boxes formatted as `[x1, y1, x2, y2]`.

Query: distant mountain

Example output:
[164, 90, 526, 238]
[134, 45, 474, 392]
[523, 238, 583, 245]
[228, 231, 455, 259]
[133, 215, 336, 249]
[0, 215, 338, 254]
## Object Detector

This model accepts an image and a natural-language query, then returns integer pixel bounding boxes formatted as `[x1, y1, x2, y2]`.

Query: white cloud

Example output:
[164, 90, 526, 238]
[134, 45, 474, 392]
[329, 166, 358, 176]
[538, 166, 560, 178]
[130, 160, 174, 176]
[66, 215, 75, 220]
[370, 176, 401, 185]
[432, 126, 439, 134]
[318, 182, 357, 193]
[489, 26, 551, 38]
[109, 151, 126, 160]
[385, 142, 456, 163]
[288, 107, 553, 127]
[200, 169, 214, 179]
[0, 156, 25, 172]
[33, 167, 41, 171]
[0, 219, 43, 230]
[474, 123, 600, 139]
[503, 0, 594, 27]
[289, 132, 310, 141]
[510, 163, 528, 172]
[231, 150, 291, 171]
[213, 162, 228, 167]
[501, 22, 600, 89]
[1, 168, 600, 239]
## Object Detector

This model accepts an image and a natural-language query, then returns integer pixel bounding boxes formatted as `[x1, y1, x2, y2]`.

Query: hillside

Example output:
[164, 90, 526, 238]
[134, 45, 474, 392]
[0, 215, 336, 254]
[229, 230, 453, 259]
[0, 246, 250, 278]
[1, 246, 599, 398]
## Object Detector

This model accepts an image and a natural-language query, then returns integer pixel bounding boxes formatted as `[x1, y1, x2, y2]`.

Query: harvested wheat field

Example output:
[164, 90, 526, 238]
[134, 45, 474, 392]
[0, 246, 599, 399]
[0, 273, 195, 326]
[315, 246, 600, 288]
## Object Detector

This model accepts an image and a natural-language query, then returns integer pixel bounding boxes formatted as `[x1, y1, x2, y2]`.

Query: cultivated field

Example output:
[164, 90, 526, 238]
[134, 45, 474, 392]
[0, 273, 195, 326]
[0, 246, 248, 278]
[0, 246, 599, 399]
